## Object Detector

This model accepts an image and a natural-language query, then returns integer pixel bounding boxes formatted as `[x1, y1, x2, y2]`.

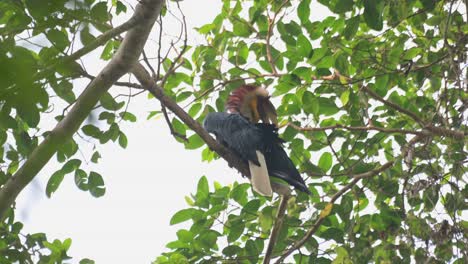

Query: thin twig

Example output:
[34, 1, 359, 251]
[161, 104, 188, 142]
[81, 71, 143, 89]
[156, 15, 163, 81]
[142, 50, 156, 78]
[359, 85, 426, 126]
[265, 0, 289, 76]
[287, 122, 425, 136]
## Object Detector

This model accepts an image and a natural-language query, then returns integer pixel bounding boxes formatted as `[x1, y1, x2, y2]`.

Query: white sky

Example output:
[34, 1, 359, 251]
[15, 0, 231, 263]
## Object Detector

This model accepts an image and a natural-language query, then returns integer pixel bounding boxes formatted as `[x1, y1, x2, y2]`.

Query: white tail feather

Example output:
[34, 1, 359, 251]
[248, 151, 272, 196]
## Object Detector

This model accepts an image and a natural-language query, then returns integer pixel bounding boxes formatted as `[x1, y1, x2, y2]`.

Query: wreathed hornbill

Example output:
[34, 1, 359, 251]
[203, 85, 310, 196]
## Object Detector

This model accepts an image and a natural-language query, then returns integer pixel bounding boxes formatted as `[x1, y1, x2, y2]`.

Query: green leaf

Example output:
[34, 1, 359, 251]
[232, 21, 252, 37]
[343, 16, 360, 40]
[375, 74, 389, 97]
[230, 183, 250, 205]
[297, 0, 310, 24]
[88, 171, 105, 197]
[82, 125, 101, 137]
[334, 53, 349, 76]
[302, 91, 319, 116]
[317, 97, 339, 116]
[198, 230, 219, 249]
[118, 132, 128, 148]
[115, 1, 127, 14]
[188, 103, 202, 117]
[79, 259, 95, 264]
[315, 56, 335, 68]
[119, 112, 136, 122]
[47, 29, 69, 51]
[340, 90, 350, 106]
[46, 170, 65, 197]
[196, 176, 209, 200]
[296, 34, 312, 58]
[52, 80, 76, 104]
[101, 40, 117, 60]
[170, 208, 197, 225]
[370, 214, 386, 231]
[91, 151, 101, 163]
[403, 47, 422, 60]
[242, 199, 261, 215]
[318, 152, 332, 172]
[223, 245, 242, 256]
[176, 229, 194, 243]
[259, 208, 273, 232]
[74, 169, 88, 191]
[100, 92, 123, 110]
[363, 0, 384, 31]
[334, 0, 353, 13]
[91, 2, 109, 23]
[319, 227, 344, 243]
[227, 221, 245, 242]
[185, 134, 204, 150]
[63, 159, 81, 174]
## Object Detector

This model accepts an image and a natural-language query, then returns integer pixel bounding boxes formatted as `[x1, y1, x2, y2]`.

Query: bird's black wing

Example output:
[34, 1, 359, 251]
[257, 124, 311, 194]
[204, 112, 262, 165]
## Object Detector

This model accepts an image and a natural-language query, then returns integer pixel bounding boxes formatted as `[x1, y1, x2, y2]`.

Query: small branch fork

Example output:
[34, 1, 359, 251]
[274, 161, 394, 263]
[160, 104, 188, 142]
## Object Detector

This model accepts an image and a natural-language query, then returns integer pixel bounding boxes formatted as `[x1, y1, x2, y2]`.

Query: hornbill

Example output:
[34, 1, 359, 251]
[203, 85, 310, 196]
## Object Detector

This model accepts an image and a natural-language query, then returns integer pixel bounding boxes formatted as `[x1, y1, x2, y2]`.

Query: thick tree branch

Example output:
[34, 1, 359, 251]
[0, 0, 164, 220]
[424, 125, 466, 140]
[131, 63, 293, 196]
[275, 161, 394, 263]
[132, 63, 250, 177]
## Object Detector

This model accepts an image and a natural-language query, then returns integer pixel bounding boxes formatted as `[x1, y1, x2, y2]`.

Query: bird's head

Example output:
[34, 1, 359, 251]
[226, 84, 278, 125]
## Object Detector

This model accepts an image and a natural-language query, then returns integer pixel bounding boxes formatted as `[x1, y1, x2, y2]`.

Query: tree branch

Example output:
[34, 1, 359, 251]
[263, 193, 290, 264]
[132, 63, 250, 176]
[287, 122, 426, 136]
[131, 63, 293, 197]
[0, 0, 165, 220]
[359, 85, 426, 126]
[324, 71, 466, 140]
[275, 161, 394, 263]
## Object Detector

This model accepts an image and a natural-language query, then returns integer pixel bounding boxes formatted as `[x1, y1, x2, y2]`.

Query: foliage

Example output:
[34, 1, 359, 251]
[0, 0, 466, 263]
[156, 0, 467, 263]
